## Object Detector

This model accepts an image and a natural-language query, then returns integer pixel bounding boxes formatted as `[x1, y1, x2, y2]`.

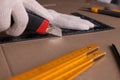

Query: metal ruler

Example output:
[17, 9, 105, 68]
[9, 44, 106, 80]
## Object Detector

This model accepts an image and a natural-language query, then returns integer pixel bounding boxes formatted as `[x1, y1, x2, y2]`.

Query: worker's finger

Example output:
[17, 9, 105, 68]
[61, 15, 94, 28]
[80, 19, 94, 28]
[6, 3, 28, 36]
[23, 0, 53, 21]
[0, 9, 11, 32]
[48, 9, 94, 29]
[52, 16, 90, 30]
[48, 9, 90, 30]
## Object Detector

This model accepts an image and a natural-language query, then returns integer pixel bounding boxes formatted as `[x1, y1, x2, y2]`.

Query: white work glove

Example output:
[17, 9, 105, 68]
[0, 0, 94, 36]
[97, 0, 112, 3]
[0, 0, 53, 36]
[48, 9, 94, 30]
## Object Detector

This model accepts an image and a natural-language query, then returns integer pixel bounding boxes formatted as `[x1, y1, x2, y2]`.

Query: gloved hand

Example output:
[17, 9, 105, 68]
[48, 9, 94, 30]
[0, 0, 94, 36]
[0, 0, 53, 36]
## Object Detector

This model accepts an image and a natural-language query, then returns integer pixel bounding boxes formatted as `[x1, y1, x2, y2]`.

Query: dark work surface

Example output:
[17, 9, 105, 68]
[0, 13, 114, 44]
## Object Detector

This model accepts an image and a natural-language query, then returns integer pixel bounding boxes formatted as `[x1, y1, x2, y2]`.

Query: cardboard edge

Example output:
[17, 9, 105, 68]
[0, 45, 12, 80]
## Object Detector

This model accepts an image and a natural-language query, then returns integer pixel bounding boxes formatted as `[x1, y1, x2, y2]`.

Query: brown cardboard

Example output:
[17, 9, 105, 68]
[0, 46, 11, 80]
[0, 0, 120, 80]
[2, 32, 120, 80]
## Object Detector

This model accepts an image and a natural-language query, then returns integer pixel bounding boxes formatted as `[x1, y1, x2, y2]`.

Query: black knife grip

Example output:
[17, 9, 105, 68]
[11, 11, 46, 32]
